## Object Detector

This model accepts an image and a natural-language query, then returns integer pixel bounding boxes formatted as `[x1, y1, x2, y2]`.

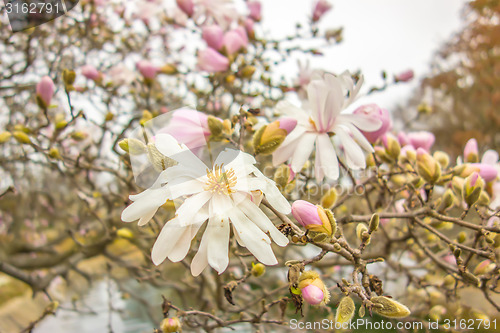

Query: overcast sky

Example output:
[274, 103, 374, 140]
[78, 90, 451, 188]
[260, 0, 468, 109]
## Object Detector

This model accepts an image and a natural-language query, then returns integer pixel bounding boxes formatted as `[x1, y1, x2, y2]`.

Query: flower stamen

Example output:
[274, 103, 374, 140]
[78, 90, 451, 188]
[204, 164, 237, 195]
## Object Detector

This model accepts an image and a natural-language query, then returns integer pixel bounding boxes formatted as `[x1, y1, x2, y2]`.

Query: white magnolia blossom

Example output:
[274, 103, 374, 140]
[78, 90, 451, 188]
[121, 134, 290, 276]
[273, 71, 382, 181]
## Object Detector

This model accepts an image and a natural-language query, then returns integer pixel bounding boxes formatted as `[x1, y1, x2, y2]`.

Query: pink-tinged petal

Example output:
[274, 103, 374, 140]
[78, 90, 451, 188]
[315, 134, 339, 180]
[395, 69, 414, 82]
[81, 65, 102, 81]
[278, 117, 297, 134]
[342, 123, 374, 153]
[197, 48, 229, 72]
[312, 0, 332, 22]
[136, 60, 158, 79]
[292, 200, 322, 227]
[472, 163, 498, 182]
[290, 133, 316, 172]
[223, 29, 248, 55]
[272, 127, 307, 166]
[337, 114, 382, 133]
[307, 80, 329, 131]
[407, 131, 435, 151]
[176, 0, 194, 16]
[398, 131, 409, 146]
[352, 104, 391, 143]
[247, 1, 261, 21]
[301, 285, 324, 305]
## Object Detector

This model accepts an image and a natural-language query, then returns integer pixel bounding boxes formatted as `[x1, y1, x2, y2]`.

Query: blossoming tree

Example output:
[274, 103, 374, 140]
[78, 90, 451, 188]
[0, 0, 499, 332]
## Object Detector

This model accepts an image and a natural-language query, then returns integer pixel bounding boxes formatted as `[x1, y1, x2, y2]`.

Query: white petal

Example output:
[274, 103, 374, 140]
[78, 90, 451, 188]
[337, 128, 366, 170]
[272, 136, 302, 166]
[151, 217, 187, 265]
[275, 100, 309, 123]
[237, 199, 289, 247]
[122, 189, 169, 222]
[166, 178, 205, 199]
[290, 133, 316, 173]
[206, 200, 230, 274]
[191, 229, 209, 276]
[315, 134, 339, 181]
[168, 223, 202, 262]
[155, 133, 208, 173]
[337, 114, 382, 132]
[251, 168, 291, 214]
[482, 150, 499, 165]
[176, 191, 212, 227]
[138, 208, 158, 226]
[307, 80, 328, 129]
[229, 208, 278, 266]
[343, 123, 374, 153]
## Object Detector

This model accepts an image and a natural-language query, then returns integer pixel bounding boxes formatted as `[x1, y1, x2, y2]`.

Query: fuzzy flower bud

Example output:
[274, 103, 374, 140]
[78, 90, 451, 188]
[13, 131, 31, 144]
[353, 104, 391, 143]
[36, 76, 55, 108]
[202, 25, 224, 50]
[464, 138, 479, 163]
[471, 163, 498, 182]
[320, 188, 337, 209]
[382, 134, 401, 160]
[312, 0, 332, 22]
[160, 317, 182, 333]
[433, 151, 450, 169]
[371, 296, 411, 318]
[291, 200, 335, 237]
[298, 271, 330, 305]
[222, 28, 248, 55]
[416, 148, 441, 184]
[0, 132, 12, 144]
[197, 48, 230, 72]
[253, 118, 297, 155]
[336, 296, 355, 324]
[473, 260, 496, 275]
[463, 172, 484, 207]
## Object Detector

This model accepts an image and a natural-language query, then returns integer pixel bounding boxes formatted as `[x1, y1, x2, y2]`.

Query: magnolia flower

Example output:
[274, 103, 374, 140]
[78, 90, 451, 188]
[81, 65, 102, 82]
[247, 1, 262, 21]
[158, 108, 210, 152]
[398, 131, 435, 151]
[202, 24, 224, 50]
[272, 72, 382, 181]
[353, 104, 391, 143]
[177, 0, 194, 16]
[136, 60, 159, 79]
[222, 27, 248, 55]
[394, 69, 414, 82]
[122, 134, 290, 275]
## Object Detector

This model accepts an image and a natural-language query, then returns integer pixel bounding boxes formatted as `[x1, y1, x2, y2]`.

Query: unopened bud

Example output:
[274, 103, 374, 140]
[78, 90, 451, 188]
[292, 200, 334, 236]
[159, 64, 178, 75]
[463, 172, 484, 207]
[457, 231, 467, 243]
[438, 189, 455, 212]
[320, 188, 337, 209]
[433, 151, 450, 169]
[207, 116, 224, 140]
[464, 138, 479, 163]
[140, 110, 153, 126]
[12, 131, 31, 144]
[117, 228, 134, 239]
[274, 164, 291, 189]
[0, 132, 12, 143]
[160, 317, 181, 333]
[335, 296, 355, 324]
[473, 260, 495, 275]
[298, 271, 330, 306]
[356, 223, 369, 241]
[71, 131, 88, 141]
[62, 69, 76, 86]
[253, 118, 297, 155]
[383, 134, 401, 160]
[369, 214, 380, 232]
[370, 296, 411, 318]
[240, 65, 256, 78]
[251, 262, 266, 277]
[48, 147, 61, 159]
[416, 148, 441, 184]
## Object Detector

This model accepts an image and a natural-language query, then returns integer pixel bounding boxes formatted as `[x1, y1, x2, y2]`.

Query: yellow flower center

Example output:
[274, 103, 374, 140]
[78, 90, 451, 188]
[204, 164, 237, 195]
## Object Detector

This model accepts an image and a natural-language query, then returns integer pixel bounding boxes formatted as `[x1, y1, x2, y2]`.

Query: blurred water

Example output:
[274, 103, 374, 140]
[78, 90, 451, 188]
[34, 280, 155, 333]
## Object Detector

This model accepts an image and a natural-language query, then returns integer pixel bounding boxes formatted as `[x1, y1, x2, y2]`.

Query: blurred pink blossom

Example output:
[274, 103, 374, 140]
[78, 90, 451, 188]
[301, 284, 324, 305]
[353, 104, 392, 143]
[398, 131, 435, 151]
[176, 0, 194, 16]
[202, 25, 224, 50]
[464, 138, 478, 162]
[136, 60, 159, 79]
[247, 1, 262, 21]
[158, 108, 210, 152]
[198, 48, 230, 72]
[395, 69, 414, 82]
[81, 65, 102, 82]
[223, 27, 248, 55]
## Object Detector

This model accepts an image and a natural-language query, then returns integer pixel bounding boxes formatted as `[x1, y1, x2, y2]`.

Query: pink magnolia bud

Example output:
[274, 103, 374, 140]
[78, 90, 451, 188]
[244, 18, 255, 38]
[292, 200, 322, 227]
[464, 138, 479, 163]
[407, 131, 435, 151]
[397, 131, 409, 147]
[353, 104, 392, 143]
[278, 117, 297, 134]
[395, 69, 414, 82]
[471, 163, 498, 183]
[36, 76, 55, 107]
[81, 65, 102, 82]
[202, 25, 224, 50]
[247, 1, 262, 21]
[223, 28, 248, 55]
[136, 60, 158, 80]
[301, 284, 324, 305]
[176, 0, 194, 17]
[197, 48, 230, 72]
[312, 0, 332, 22]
